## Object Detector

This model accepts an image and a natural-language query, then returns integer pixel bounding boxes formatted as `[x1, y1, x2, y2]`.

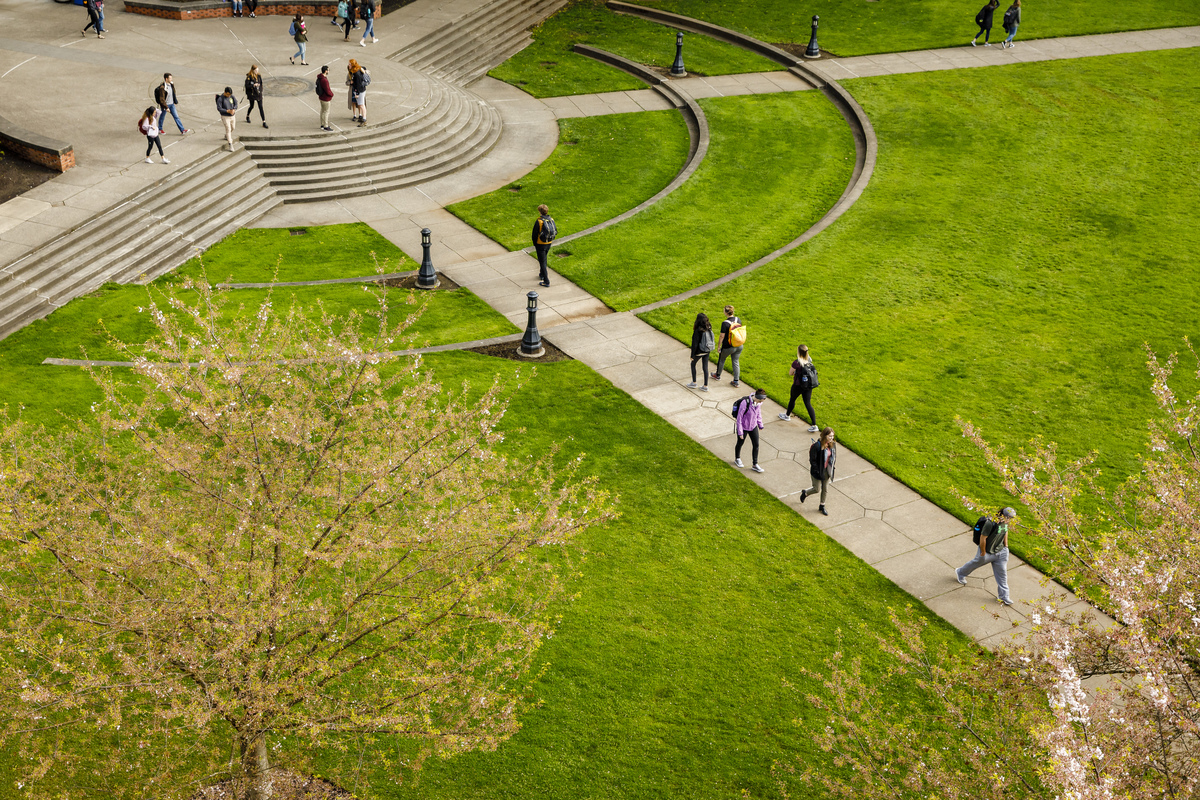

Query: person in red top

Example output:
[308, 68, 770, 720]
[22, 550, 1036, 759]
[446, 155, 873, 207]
[316, 65, 334, 131]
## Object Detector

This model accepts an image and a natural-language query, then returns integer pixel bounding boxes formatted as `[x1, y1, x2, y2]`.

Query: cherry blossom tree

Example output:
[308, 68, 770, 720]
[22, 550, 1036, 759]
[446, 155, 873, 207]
[0, 283, 613, 799]
[789, 342, 1200, 799]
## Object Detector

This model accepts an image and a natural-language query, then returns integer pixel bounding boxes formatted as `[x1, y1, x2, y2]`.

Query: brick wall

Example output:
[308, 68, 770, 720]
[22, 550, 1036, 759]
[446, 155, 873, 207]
[125, 2, 338, 20]
[0, 138, 75, 173]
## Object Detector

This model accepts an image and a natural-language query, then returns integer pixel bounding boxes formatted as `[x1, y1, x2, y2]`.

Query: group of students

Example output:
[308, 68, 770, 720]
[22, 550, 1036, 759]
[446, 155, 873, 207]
[687, 307, 838, 516]
[971, 0, 1023, 48]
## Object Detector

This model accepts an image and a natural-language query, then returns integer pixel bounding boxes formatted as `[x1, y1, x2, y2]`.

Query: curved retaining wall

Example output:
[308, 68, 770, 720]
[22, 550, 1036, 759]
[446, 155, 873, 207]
[124, 0, 339, 20]
[0, 115, 74, 173]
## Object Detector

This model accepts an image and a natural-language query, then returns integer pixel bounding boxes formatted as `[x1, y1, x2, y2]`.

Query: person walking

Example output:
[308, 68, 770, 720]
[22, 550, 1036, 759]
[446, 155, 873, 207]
[350, 59, 369, 126]
[1001, 0, 1022, 47]
[215, 86, 239, 151]
[342, 0, 358, 41]
[733, 388, 767, 473]
[687, 313, 715, 391]
[155, 74, 192, 136]
[779, 344, 820, 432]
[138, 107, 169, 164]
[710, 305, 744, 388]
[531, 204, 556, 286]
[290, 14, 308, 66]
[244, 65, 268, 129]
[332, 0, 347, 26]
[316, 65, 334, 131]
[359, 0, 377, 46]
[82, 0, 104, 38]
[800, 427, 837, 516]
[955, 507, 1017, 606]
[971, 0, 1000, 46]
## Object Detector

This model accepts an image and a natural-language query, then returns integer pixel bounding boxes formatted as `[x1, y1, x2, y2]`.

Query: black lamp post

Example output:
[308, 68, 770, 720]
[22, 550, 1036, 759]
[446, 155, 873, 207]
[670, 31, 687, 77]
[417, 228, 439, 289]
[805, 15, 821, 58]
[519, 291, 544, 358]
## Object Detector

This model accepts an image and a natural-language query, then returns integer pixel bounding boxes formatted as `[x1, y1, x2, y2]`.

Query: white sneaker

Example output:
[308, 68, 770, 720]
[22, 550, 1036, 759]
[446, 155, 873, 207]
[686, 382, 697, 388]
[751, 464, 764, 473]
[983, 42, 991, 47]
[161, 157, 170, 164]
[807, 425, 819, 432]
[778, 412, 790, 421]
[734, 458, 744, 468]
[955, 570, 966, 585]
[372, 37, 378, 43]
[360, 40, 366, 46]
[145, 157, 153, 163]
[700, 385, 708, 392]
[970, 40, 976, 46]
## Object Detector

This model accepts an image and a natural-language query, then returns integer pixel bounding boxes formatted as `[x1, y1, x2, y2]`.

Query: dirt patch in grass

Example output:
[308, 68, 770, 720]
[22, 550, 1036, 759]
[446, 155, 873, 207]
[377, 271, 462, 291]
[467, 338, 572, 362]
[0, 155, 57, 205]
[193, 769, 352, 799]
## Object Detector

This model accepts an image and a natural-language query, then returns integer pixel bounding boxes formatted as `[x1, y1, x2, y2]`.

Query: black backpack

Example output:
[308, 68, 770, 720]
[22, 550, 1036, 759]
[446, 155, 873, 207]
[1002, 7, 1016, 28]
[541, 216, 558, 242]
[972, 516, 998, 547]
[800, 362, 819, 389]
[730, 395, 750, 419]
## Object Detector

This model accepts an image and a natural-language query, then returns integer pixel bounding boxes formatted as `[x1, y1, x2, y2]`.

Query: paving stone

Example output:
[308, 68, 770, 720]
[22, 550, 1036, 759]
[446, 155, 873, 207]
[874, 548, 962, 601]
[782, 484, 864, 530]
[620, 330, 686, 358]
[441, 261, 504, 285]
[586, 313, 653, 340]
[542, 321, 610, 351]
[632, 383, 706, 417]
[0, 196, 52, 222]
[598, 359, 675, 393]
[673, 411, 739, 444]
[925, 589, 1025, 643]
[744, 455, 806, 498]
[646, 350, 694, 383]
[883, 499, 968, 546]
[833, 468, 922, 511]
[569, 339, 639, 371]
[552, 297, 610, 323]
[823, 517, 920, 565]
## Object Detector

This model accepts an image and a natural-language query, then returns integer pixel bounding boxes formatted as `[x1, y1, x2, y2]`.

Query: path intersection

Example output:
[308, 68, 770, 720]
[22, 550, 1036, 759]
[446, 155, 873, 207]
[2, 1, 1187, 650]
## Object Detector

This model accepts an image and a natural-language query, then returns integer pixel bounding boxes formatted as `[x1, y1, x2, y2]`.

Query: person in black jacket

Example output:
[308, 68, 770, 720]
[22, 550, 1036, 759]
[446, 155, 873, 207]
[82, 0, 104, 38]
[687, 313, 714, 391]
[215, 87, 239, 151]
[244, 65, 268, 129]
[531, 204, 555, 287]
[971, 0, 999, 46]
[710, 305, 743, 388]
[799, 427, 836, 516]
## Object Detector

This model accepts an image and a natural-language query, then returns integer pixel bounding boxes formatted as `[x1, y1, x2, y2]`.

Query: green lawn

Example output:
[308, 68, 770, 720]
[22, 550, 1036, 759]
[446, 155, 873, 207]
[448, 112, 690, 251]
[491, 0, 783, 98]
[641, 50, 1200, 573]
[540, 92, 854, 310]
[637, 0, 1200, 57]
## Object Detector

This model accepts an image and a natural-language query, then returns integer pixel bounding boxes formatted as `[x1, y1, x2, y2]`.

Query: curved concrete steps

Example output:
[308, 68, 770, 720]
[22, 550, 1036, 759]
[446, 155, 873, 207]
[0, 149, 278, 340]
[391, 0, 569, 85]
[240, 76, 503, 204]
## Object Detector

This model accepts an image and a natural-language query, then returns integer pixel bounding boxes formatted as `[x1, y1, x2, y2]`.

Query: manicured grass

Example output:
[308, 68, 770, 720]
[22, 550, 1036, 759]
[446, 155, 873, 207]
[490, 0, 782, 98]
[641, 50, 1200, 573]
[638, 0, 1200, 57]
[447, 112, 691, 251]
[545, 92, 854, 311]
[281, 351, 974, 799]
[171, 223, 418, 284]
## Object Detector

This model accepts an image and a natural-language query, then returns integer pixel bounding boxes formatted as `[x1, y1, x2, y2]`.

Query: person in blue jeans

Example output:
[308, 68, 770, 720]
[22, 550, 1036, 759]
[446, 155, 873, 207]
[970, 0, 999, 46]
[82, 0, 104, 38]
[230, 0, 243, 17]
[155, 74, 192, 136]
[360, 0, 377, 45]
[1002, 0, 1022, 47]
[955, 507, 1017, 605]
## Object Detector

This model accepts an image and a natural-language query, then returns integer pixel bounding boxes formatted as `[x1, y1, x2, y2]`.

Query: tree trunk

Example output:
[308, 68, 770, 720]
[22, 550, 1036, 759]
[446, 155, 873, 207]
[240, 732, 273, 800]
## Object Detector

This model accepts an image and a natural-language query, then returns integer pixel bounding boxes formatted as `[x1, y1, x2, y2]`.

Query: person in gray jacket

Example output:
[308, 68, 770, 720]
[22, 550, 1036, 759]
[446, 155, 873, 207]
[800, 427, 837, 516]
[1002, 0, 1022, 47]
[215, 87, 239, 150]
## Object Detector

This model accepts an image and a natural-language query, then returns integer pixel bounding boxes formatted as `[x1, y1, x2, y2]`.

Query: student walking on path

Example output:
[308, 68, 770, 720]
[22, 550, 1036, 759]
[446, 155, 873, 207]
[734, 389, 767, 473]
[687, 313, 714, 391]
[359, 0, 377, 46]
[532, 204, 556, 287]
[349, 60, 369, 126]
[1002, 0, 1022, 47]
[138, 107, 168, 164]
[82, 0, 104, 39]
[956, 507, 1017, 605]
[244, 65, 268, 129]
[971, 0, 1000, 46]
[342, 0, 358, 41]
[779, 344, 819, 432]
[316, 65, 334, 131]
[711, 306, 744, 387]
[800, 427, 837, 516]
[215, 87, 239, 151]
[154, 74, 192, 136]
[290, 15, 309, 66]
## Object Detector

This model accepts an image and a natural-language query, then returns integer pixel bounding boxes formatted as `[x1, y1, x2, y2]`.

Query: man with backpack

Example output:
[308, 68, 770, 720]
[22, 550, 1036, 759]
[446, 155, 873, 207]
[532, 204, 557, 287]
[955, 506, 1017, 606]
[710, 305, 745, 388]
[215, 87, 239, 151]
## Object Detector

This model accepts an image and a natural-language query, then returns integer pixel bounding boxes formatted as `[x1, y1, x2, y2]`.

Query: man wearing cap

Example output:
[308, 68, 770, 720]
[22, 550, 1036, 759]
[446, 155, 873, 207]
[955, 506, 1016, 606]
[215, 87, 239, 151]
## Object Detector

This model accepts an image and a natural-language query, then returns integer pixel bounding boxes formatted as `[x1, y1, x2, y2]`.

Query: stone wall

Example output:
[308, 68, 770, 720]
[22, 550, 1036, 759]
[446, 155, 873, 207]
[124, 1, 338, 20]
[0, 116, 74, 173]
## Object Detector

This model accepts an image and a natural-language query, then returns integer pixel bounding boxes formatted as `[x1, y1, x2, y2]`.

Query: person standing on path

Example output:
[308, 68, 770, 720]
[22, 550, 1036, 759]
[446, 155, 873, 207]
[316, 65, 334, 131]
[155, 74, 192, 136]
[82, 0, 104, 39]
[800, 427, 837, 516]
[734, 388, 767, 473]
[971, 0, 999, 46]
[138, 107, 169, 164]
[955, 507, 1017, 606]
[779, 344, 819, 432]
[687, 313, 714, 391]
[290, 14, 309, 66]
[359, 0, 377, 46]
[710, 306, 744, 388]
[350, 60, 369, 127]
[244, 65, 268, 129]
[1002, 0, 1022, 47]
[532, 204, 556, 287]
[215, 87, 239, 151]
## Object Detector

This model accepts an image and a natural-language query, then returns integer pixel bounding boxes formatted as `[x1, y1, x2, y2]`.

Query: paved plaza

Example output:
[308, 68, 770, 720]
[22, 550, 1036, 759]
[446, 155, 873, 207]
[4, 0, 1189, 653]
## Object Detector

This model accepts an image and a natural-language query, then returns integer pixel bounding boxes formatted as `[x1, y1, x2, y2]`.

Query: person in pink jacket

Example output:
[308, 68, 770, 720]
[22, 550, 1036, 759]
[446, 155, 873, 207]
[734, 388, 766, 473]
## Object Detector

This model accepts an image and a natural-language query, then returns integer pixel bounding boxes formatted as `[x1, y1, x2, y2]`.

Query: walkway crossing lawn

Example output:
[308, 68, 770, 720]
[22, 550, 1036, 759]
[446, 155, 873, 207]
[490, 0, 782, 98]
[447, 111, 690, 251]
[641, 49, 1200, 575]
[548, 92, 854, 311]
[285, 351, 975, 800]
[638, 0, 1200, 57]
